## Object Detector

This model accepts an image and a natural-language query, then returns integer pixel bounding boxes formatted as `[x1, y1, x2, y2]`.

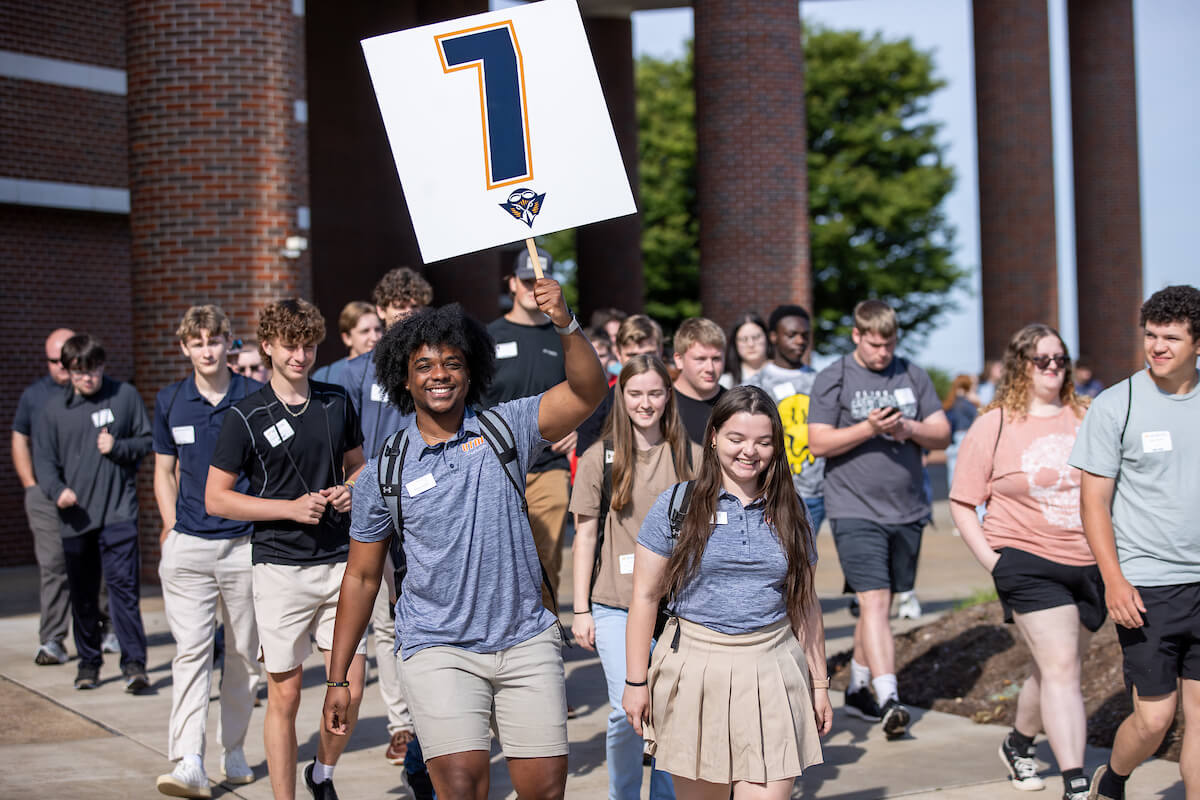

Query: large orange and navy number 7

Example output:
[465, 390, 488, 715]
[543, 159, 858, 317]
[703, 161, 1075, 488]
[435, 21, 533, 190]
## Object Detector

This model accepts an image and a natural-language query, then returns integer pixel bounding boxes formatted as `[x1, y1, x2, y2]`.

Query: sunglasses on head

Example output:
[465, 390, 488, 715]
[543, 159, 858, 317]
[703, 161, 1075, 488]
[1029, 354, 1069, 369]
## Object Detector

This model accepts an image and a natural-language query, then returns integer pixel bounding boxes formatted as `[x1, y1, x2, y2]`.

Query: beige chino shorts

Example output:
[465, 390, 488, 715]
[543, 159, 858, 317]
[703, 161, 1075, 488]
[251, 561, 366, 674]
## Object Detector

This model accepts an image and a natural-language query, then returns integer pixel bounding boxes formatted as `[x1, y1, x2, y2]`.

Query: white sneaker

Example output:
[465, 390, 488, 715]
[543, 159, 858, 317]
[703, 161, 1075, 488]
[897, 592, 922, 619]
[34, 640, 69, 665]
[221, 748, 254, 785]
[156, 760, 211, 799]
[101, 631, 121, 654]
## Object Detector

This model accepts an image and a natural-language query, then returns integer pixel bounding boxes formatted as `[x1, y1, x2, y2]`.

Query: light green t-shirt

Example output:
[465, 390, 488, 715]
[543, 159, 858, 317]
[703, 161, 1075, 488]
[1068, 369, 1200, 586]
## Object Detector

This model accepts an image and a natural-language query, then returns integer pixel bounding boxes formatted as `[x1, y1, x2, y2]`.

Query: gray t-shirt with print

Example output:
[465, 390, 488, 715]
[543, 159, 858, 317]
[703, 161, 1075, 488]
[746, 362, 826, 499]
[349, 396, 558, 658]
[809, 355, 942, 524]
[1068, 370, 1200, 587]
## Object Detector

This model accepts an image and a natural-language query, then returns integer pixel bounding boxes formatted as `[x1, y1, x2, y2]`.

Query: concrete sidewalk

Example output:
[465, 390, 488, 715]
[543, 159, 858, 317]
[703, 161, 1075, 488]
[0, 502, 1187, 798]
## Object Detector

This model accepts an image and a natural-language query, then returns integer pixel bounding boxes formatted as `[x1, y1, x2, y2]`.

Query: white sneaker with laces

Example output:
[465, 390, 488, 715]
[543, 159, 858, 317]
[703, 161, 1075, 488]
[156, 759, 211, 799]
[221, 748, 254, 785]
[897, 591, 922, 619]
[101, 631, 121, 654]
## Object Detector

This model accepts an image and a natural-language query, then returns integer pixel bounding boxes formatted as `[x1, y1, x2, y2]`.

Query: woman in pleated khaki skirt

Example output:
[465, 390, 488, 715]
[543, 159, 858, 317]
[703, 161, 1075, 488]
[623, 386, 833, 799]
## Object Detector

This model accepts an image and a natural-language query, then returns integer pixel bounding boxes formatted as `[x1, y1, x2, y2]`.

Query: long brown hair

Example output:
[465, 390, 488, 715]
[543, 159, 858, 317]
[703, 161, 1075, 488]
[985, 323, 1088, 421]
[662, 385, 815, 627]
[601, 355, 693, 513]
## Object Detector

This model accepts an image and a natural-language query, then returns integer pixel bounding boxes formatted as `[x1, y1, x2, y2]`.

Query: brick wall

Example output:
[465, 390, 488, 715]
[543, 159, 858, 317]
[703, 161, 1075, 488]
[693, 0, 810, 332]
[973, 0, 1059, 361]
[126, 0, 311, 572]
[0, 205, 134, 566]
[1067, 0, 1144, 385]
[0, 0, 126, 68]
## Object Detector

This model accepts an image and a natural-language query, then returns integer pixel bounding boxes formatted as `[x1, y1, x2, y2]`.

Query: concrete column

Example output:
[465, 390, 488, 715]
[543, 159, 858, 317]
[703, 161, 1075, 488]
[1067, 0, 1143, 383]
[973, 0, 1058, 360]
[576, 14, 643, 321]
[694, 0, 810, 331]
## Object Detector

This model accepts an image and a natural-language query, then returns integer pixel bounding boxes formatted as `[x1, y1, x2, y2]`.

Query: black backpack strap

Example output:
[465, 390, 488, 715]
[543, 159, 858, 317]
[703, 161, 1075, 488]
[662, 480, 695, 649]
[1120, 376, 1133, 446]
[377, 428, 410, 594]
[477, 409, 561, 621]
[587, 440, 615, 606]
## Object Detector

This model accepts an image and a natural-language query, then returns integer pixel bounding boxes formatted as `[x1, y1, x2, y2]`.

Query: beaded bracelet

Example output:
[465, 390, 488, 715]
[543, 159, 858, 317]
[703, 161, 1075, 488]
[326, 680, 350, 688]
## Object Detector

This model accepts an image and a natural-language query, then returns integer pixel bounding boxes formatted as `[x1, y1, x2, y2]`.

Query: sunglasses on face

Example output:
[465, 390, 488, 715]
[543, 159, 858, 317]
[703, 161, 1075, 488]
[1029, 354, 1069, 370]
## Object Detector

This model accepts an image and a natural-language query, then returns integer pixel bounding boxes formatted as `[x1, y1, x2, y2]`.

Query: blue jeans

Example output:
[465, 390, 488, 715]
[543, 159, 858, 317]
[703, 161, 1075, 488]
[803, 495, 826, 534]
[593, 604, 675, 800]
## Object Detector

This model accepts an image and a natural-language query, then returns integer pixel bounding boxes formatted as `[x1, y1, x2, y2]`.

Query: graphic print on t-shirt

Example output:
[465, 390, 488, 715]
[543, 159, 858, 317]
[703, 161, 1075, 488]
[1020, 432, 1081, 528]
[849, 388, 917, 421]
[778, 392, 816, 474]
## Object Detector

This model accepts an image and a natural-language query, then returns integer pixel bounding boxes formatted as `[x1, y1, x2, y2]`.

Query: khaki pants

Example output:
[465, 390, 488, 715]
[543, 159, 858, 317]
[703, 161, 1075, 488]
[525, 469, 569, 608]
[158, 531, 259, 761]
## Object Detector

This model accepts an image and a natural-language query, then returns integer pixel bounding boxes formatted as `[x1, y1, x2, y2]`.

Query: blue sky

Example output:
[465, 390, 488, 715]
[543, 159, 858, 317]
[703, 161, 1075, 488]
[498, 1, 1200, 374]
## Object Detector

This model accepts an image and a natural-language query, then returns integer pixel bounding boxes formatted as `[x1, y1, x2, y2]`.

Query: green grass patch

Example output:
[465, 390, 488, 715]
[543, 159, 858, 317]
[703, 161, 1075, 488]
[954, 587, 998, 610]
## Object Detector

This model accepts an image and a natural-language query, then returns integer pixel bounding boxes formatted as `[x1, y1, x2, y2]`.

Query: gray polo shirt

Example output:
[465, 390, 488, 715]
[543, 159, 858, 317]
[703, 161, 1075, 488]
[1069, 370, 1200, 587]
[350, 395, 557, 658]
[637, 485, 817, 634]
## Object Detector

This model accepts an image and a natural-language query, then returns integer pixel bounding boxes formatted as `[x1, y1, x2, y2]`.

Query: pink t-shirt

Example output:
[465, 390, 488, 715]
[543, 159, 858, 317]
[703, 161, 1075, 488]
[950, 406, 1093, 566]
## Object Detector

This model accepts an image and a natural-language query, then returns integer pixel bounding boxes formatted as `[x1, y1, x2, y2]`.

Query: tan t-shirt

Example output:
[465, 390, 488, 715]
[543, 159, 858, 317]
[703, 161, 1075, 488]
[570, 439, 702, 609]
[950, 405, 1093, 565]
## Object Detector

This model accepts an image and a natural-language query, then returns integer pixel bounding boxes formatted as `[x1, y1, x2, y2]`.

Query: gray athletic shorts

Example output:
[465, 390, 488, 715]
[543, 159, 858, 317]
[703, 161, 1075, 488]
[831, 518, 924, 594]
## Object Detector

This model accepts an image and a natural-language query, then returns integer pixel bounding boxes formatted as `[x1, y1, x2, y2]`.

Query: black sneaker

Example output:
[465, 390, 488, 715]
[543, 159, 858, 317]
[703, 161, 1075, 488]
[304, 762, 340, 800]
[880, 698, 911, 739]
[844, 686, 883, 722]
[74, 663, 100, 690]
[408, 765, 435, 800]
[1063, 773, 1090, 800]
[122, 661, 150, 693]
[998, 732, 1044, 791]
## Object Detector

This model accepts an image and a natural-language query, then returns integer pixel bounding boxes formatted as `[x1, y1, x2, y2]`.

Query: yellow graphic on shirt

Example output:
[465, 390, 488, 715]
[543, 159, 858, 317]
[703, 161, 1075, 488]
[778, 393, 815, 474]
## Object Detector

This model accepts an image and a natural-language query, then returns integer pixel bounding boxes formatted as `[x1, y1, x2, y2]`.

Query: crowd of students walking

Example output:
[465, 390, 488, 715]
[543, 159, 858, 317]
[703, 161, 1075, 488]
[11, 256, 1199, 800]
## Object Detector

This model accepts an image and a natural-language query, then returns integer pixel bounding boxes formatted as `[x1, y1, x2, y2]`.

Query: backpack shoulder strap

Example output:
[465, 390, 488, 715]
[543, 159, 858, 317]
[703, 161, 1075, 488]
[377, 427, 410, 594]
[667, 480, 695, 538]
[1120, 376, 1134, 446]
[477, 408, 527, 511]
[587, 440, 616, 603]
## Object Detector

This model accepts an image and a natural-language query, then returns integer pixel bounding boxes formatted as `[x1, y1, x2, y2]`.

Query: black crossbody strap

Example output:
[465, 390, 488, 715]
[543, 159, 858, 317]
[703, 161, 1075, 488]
[1120, 376, 1133, 446]
[587, 440, 616, 605]
[663, 479, 694, 650]
[378, 428, 409, 594]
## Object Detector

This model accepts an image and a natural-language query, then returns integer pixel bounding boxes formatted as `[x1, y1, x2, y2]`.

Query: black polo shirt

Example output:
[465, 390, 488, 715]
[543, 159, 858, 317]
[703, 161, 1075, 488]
[211, 381, 363, 566]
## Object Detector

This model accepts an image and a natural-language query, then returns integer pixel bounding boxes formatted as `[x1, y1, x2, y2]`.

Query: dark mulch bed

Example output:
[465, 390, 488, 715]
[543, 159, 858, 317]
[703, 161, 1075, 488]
[827, 600, 1184, 762]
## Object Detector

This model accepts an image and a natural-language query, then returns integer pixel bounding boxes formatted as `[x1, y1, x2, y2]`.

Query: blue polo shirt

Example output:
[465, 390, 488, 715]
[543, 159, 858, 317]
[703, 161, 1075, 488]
[340, 350, 409, 458]
[153, 371, 259, 539]
[350, 395, 557, 658]
[638, 486, 818, 634]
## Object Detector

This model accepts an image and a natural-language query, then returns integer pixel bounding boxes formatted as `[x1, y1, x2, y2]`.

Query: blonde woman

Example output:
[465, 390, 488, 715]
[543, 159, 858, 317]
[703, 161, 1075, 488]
[950, 323, 1099, 800]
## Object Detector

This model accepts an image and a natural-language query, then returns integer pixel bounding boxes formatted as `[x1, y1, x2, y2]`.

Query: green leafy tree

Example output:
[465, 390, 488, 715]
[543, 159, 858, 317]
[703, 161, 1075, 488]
[805, 26, 964, 353]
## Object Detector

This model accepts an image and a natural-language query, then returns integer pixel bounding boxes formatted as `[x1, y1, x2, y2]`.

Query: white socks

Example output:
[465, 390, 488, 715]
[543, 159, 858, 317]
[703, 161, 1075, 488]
[312, 760, 335, 783]
[849, 659, 872, 692]
[182, 753, 204, 771]
[872, 673, 899, 705]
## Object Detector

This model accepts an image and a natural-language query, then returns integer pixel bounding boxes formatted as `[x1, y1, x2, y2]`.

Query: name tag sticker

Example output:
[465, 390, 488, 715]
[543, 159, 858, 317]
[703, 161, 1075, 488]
[619, 552, 635, 574]
[604, 449, 614, 464]
[406, 472, 437, 497]
[91, 408, 115, 428]
[713, 511, 728, 525]
[171, 425, 196, 445]
[894, 387, 916, 406]
[771, 381, 796, 402]
[1142, 430, 1173, 453]
[496, 341, 519, 359]
[370, 383, 387, 403]
[262, 419, 295, 448]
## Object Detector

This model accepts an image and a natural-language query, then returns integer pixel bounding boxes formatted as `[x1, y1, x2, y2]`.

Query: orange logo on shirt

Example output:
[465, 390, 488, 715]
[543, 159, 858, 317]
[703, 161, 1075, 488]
[461, 436, 486, 453]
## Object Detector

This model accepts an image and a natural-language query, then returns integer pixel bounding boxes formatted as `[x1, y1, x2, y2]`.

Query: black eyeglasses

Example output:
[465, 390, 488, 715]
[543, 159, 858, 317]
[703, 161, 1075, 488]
[1029, 354, 1069, 370]
[47, 357, 61, 365]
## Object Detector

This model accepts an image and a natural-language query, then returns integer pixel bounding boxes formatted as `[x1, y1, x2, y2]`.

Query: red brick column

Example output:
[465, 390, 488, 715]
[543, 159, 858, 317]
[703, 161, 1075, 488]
[575, 15, 643, 320]
[127, 0, 310, 569]
[973, 0, 1059, 360]
[693, 0, 809, 331]
[1067, 0, 1143, 384]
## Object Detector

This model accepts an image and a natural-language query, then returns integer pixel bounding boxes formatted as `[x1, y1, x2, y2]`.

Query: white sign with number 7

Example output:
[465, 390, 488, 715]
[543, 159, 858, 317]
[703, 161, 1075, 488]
[361, 0, 637, 265]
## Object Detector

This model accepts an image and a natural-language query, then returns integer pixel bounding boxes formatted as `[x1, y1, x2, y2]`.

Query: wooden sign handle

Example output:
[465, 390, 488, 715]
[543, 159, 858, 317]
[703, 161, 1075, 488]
[525, 238, 544, 280]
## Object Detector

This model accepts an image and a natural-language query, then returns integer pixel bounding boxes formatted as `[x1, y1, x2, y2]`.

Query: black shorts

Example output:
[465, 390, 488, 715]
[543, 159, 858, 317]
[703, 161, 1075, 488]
[831, 518, 923, 594]
[989, 547, 1106, 632]
[1117, 582, 1200, 697]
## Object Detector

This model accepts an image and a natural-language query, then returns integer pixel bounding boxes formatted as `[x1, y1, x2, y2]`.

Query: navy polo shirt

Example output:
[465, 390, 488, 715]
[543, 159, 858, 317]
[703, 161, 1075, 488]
[340, 350, 410, 458]
[638, 486, 818, 634]
[350, 396, 557, 658]
[153, 372, 259, 539]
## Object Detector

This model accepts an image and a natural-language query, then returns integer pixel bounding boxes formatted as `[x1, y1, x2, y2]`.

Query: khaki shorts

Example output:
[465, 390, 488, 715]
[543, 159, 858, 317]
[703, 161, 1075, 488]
[252, 562, 366, 674]
[399, 625, 568, 760]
